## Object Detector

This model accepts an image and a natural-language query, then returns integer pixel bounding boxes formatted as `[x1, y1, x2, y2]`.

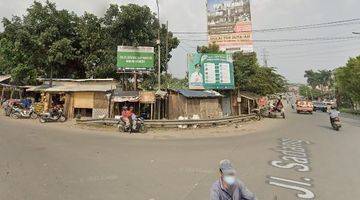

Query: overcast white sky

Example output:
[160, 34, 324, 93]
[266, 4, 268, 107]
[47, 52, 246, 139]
[1, 0, 360, 83]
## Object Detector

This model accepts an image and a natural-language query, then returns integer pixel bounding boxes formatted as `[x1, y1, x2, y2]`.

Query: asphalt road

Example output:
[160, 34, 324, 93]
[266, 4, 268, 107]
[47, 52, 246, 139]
[0, 109, 359, 200]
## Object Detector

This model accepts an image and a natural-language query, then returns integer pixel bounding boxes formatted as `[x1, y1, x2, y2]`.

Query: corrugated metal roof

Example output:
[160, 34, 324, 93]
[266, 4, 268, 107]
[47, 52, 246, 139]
[176, 89, 222, 98]
[0, 75, 11, 83]
[38, 78, 114, 82]
[239, 91, 262, 100]
[27, 84, 115, 92]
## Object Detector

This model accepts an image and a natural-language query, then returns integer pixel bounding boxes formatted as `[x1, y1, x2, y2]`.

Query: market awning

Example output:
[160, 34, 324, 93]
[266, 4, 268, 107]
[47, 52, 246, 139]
[238, 91, 262, 100]
[112, 90, 140, 103]
[176, 89, 223, 98]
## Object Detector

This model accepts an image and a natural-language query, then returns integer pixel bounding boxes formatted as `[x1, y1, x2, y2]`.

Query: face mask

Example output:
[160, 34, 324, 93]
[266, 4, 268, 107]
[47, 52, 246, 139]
[223, 176, 236, 185]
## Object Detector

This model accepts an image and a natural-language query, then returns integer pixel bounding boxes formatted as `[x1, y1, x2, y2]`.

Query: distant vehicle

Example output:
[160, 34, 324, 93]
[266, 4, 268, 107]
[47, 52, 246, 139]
[313, 102, 328, 112]
[296, 100, 313, 114]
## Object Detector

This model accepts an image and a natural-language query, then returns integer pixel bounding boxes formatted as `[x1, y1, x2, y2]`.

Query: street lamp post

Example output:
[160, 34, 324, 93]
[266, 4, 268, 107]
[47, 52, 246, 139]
[156, 0, 161, 91]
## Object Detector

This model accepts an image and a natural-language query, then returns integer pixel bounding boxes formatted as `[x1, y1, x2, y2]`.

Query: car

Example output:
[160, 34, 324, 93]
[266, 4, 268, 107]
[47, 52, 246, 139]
[313, 102, 328, 112]
[296, 100, 314, 114]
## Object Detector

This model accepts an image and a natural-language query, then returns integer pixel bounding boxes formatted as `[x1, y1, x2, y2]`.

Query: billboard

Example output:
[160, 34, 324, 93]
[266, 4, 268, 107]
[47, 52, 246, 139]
[117, 46, 154, 70]
[188, 53, 235, 90]
[207, 0, 253, 52]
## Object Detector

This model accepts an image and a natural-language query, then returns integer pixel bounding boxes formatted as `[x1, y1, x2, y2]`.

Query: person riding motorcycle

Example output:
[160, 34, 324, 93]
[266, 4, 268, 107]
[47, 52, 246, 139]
[274, 98, 284, 112]
[121, 106, 131, 127]
[329, 105, 340, 124]
[128, 106, 138, 130]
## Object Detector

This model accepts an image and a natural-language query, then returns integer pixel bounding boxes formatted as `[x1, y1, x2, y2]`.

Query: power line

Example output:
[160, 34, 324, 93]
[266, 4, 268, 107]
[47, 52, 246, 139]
[172, 18, 360, 34]
[178, 35, 360, 43]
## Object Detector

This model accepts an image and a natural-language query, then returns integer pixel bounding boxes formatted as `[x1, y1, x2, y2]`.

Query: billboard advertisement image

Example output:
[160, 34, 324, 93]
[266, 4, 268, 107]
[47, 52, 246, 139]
[117, 46, 154, 70]
[207, 0, 253, 52]
[188, 53, 235, 90]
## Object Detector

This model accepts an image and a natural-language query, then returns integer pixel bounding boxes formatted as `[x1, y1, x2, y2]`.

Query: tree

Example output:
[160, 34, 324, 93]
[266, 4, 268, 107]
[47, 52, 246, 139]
[197, 43, 224, 54]
[233, 51, 286, 95]
[304, 69, 332, 92]
[0, 1, 179, 87]
[334, 56, 360, 109]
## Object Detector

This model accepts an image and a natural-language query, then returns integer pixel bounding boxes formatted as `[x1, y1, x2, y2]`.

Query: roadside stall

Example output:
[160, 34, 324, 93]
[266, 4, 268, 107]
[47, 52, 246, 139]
[168, 89, 223, 120]
[111, 90, 156, 119]
[27, 79, 116, 119]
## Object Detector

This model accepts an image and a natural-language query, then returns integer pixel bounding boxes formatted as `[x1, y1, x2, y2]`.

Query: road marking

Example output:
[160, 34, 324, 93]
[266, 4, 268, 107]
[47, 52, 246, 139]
[267, 176, 315, 199]
[267, 138, 316, 199]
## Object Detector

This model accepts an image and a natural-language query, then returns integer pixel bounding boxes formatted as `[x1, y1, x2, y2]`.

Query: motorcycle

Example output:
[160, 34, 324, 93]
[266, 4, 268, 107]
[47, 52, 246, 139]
[268, 106, 286, 119]
[331, 117, 341, 131]
[39, 107, 66, 123]
[10, 105, 38, 119]
[118, 117, 147, 134]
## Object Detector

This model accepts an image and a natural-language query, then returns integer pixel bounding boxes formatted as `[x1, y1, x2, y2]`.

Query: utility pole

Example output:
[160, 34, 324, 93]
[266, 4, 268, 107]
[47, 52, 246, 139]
[165, 20, 169, 75]
[156, 0, 161, 91]
[262, 48, 269, 67]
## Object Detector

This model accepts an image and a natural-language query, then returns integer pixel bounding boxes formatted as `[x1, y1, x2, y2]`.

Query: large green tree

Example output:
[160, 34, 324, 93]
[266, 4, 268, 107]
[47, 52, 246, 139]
[334, 56, 360, 109]
[0, 1, 179, 86]
[233, 51, 286, 95]
[304, 69, 332, 92]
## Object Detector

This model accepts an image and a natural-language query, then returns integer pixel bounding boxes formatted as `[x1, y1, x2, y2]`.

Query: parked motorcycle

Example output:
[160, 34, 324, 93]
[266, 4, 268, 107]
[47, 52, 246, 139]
[10, 105, 38, 119]
[39, 107, 66, 123]
[331, 117, 341, 131]
[118, 117, 147, 134]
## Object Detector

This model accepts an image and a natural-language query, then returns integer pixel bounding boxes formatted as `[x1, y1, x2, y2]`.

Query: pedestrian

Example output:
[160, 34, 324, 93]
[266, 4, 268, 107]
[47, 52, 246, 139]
[210, 160, 257, 200]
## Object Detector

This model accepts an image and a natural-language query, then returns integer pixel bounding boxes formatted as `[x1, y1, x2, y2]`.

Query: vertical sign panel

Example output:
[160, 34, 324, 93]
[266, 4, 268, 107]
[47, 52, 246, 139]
[188, 53, 235, 90]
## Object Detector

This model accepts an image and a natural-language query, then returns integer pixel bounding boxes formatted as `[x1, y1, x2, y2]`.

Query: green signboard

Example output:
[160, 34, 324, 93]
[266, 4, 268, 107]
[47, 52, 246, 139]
[188, 53, 235, 90]
[117, 46, 154, 70]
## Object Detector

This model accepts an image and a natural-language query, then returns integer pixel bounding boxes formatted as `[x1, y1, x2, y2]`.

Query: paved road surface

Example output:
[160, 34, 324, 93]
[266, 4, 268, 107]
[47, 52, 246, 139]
[0, 109, 359, 200]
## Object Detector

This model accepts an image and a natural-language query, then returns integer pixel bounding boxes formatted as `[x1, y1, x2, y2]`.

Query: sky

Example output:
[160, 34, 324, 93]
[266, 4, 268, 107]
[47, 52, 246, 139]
[1, 0, 360, 83]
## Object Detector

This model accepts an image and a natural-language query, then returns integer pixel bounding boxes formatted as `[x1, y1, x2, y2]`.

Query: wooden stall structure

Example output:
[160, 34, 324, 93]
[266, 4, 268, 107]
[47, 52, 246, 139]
[27, 79, 116, 119]
[0, 75, 15, 101]
[111, 90, 156, 120]
[237, 91, 261, 115]
[168, 89, 223, 120]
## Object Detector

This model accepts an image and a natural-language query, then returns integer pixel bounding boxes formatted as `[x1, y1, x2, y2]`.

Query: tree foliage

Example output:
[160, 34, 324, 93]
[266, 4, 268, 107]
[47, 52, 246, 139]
[233, 52, 287, 95]
[334, 56, 360, 109]
[0, 1, 179, 85]
[304, 69, 332, 92]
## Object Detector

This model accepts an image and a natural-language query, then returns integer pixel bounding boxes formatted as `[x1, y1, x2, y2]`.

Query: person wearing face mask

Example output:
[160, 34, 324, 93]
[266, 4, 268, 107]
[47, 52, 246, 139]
[210, 160, 257, 200]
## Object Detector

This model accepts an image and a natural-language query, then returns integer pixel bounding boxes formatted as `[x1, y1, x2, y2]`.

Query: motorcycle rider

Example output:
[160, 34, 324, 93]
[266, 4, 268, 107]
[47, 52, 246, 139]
[121, 106, 131, 128]
[329, 105, 340, 124]
[128, 106, 138, 130]
[210, 160, 257, 200]
[275, 97, 284, 112]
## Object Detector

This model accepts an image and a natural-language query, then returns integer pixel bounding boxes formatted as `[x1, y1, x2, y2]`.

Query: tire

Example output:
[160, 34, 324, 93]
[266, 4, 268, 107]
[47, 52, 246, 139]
[282, 113, 286, 119]
[30, 113, 38, 119]
[10, 112, 20, 119]
[58, 115, 66, 122]
[39, 117, 46, 123]
[139, 125, 148, 134]
[297, 110, 300, 114]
